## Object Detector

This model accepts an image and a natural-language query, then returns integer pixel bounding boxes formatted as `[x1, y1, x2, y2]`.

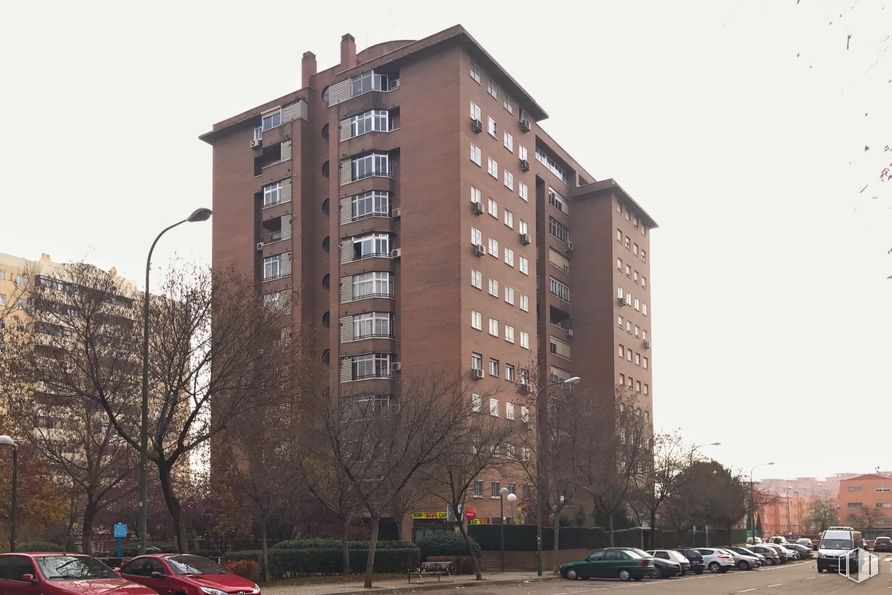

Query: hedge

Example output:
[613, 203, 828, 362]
[223, 546, 419, 577]
[17, 541, 67, 552]
[416, 532, 480, 560]
[271, 539, 416, 550]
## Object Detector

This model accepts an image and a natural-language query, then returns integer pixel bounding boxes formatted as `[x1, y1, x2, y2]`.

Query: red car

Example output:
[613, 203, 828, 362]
[121, 554, 260, 595]
[0, 552, 158, 595]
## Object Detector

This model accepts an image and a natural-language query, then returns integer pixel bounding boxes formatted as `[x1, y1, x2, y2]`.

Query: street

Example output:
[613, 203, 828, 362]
[449, 559, 892, 594]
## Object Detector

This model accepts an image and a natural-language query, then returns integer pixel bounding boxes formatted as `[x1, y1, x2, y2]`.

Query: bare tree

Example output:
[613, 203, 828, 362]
[847, 506, 889, 533]
[628, 431, 689, 548]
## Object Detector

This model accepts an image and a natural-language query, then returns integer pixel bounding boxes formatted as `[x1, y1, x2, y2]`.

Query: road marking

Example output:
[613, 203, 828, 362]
[766, 583, 783, 588]
[806, 576, 816, 580]
[738, 589, 757, 593]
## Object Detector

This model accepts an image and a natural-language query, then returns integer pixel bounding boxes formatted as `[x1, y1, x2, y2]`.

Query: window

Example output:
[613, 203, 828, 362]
[627, 376, 633, 388]
[634, 271, 639, 284]
[353, 312, 392, 339]
[642, 276, 648, 289]
[351, 152, 390, 180]
[625, 235, 631, 249]
[263, 253, 289, 280]
[0, 294, 6, 306]
[505, 325, 515, 343]
[470, 185, 482, 205]
[520, 331, 530, 349]
[617, 228, 623, 242]
[263, 290, 290, 312]
[876, 486, 892, 492]
[618, 345, 624, 358]
[643, 357, 649, 369]
[504, 209, 514, 229]
[535, 146, 568, 182]
[617, 258, 623, 270]
[549, 249, 569, 273]
[470, 62, 481, 83]
[256, 109, 282, 137]
[634, 353, 641, 365]
[487, 157, 498, 178]
[549, 277, 570, 302]
[351, 353, 392, 380]
[633, 243, 639, 255]
[503, 96, 514, 113]
[644, 384, 649, 395]
[848, 502, 864, 509]
[847, 486, 863, 492]
[0, 271, 5, 281]
[634, 325, 640, 338]
[504, 248, 515, 267]
[625, 264, 632, 277]
[351, 70, 389, 95]
[618, 316, 624, 328]
[519, 145, 528, 161]
[619, 373, 625, 385]
[504, 170, 514, 190]
[488, 197, 498, 217]
[636, 380, 641, 392]
[641, 249, 647, 262]
[263, 181, 283, 206]
[504, 131, 514, 151]
[488, 277, 499, 297]
[504, 286, 515, 305]
[643, 303, 648, 316]
[471, 310, 482, 330]
[519, 182, 528, 201]
[351, 190, 390, 220]
[489, 358, 500, 377]
[471, 352, 483, 371]
[550, 336, 571, 358]
[506, 402, 515, 419]
[488, 318, 499, 336]
[626, 349, 632, 362]
[518, 220, 528, 235]
[471, 227, 482, 246]
[350, 109, 389, 136]
[470, 143, 482, 166]
[505, 364, 515, 382]
[471, 269, 482, 289]
[519, 257, 529, 275]
[488, 237, 499, 258]
[487, 79, 498, 98]
[633, 297, 640, 311]
[549, 217, 570, 243]
[548, 188, 569, 214]
[352, 233, 390, 259]
[353, 271, 393, 298]
[470, 101, 481, 120]
[473, 479, 484, 496]
[487, 117, 497, 137]
[520, 406, 530, 424]
[519, 295, 529, 312]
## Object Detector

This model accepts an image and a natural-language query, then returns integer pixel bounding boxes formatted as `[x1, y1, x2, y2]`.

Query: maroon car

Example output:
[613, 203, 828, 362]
[121, 555, 259, 595]
[0, 552, 158, 595]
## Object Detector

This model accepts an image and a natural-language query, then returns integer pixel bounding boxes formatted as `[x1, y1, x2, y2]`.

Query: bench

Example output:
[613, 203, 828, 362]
[408, 560, 455, 583]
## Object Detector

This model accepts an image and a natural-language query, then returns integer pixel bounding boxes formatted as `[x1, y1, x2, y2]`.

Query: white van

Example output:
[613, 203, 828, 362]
[817, 527, 864, 573]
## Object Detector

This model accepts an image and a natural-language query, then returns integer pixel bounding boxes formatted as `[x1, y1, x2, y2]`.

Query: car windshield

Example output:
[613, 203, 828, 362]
[167, 555, 228, 575]
[821, 539, 854, 549]
[876, 538, 891, 543]
[36, 556, 118, 580]
[624, 548, 649, 559]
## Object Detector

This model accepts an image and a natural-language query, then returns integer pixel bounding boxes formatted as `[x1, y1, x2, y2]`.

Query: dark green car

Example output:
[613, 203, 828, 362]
[559, 547, 655, 581]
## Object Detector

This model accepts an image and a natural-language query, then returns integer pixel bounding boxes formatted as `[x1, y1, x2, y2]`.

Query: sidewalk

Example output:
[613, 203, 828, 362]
[263, 572, 561, 595]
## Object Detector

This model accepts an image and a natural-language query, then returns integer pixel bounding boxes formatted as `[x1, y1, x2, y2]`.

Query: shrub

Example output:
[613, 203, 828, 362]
[222, 545, 420, 578]
[224, 559, 260, 583]
[18, 540, 67, 552]
[416, 532, 480, 560]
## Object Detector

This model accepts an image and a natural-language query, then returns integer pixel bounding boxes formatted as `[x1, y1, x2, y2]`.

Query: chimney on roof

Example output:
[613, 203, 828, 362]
[340, 33, 357, 69]
[302, 51, 317, 88]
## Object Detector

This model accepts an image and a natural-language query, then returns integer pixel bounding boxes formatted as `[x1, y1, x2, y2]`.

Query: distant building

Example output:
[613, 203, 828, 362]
[837, 474, 892, 534]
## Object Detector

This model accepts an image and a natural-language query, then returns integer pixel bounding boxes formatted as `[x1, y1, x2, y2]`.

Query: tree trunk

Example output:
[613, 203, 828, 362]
[608, 514, 615, 547]
[158, 462, 188, 553]
[552, 508, 561, 574]
[340, 516, 352, 576]
[82, 499, 97, 555]
[260, 517, 269, 582]
[457, 521, 482, 580]
[649, 508, 658, 549]
[363, 514, 380, 589]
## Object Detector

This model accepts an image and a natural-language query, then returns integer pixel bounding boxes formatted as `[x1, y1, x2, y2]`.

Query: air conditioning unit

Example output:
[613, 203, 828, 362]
[391, 361, 402, 372]
[250, 138, 262, 149]
[566, 240, 574, 252]
[471, 368, 485, 380]
[256, 242, 264, 251]
[643, 339, 651, 350]
[519, 159, 530, 172]
[472, 201, 484, 215]
[474, 244, 486, 257]
[390, 248, 402, 259]
[471, 118, 483, 133]
[390, 79, 401, 90]
[390, 207, 401, 218]
[568, 329, 574, 337]
[617, 296, 629, 307]
[519, 119, 531, 132]
[519, 232, 531, 245]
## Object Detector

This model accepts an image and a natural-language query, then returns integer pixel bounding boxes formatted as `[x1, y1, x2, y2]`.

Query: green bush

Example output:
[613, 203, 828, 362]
[271, 538, 415, 550]
[416, 532, 480, 560]
[222, 545, 419, 578]
[18, 540, 67, 552]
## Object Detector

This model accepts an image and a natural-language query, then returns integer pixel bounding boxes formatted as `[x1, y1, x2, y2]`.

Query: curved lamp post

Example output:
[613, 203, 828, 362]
[139, 208, 212, 553]
[535, 376, 580, 576]
[749, 462, 775, 543]
[0, 435, 17, 552]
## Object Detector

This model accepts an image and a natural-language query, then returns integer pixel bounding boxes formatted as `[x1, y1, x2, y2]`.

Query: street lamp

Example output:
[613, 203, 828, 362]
[0, 435, 17, 552]
[785, 486, 792, 535]
[535, 375, 580, 577]
[749, 462, 774, 544]
[498, 487, 516, 572]
[139, 208, 212, 553]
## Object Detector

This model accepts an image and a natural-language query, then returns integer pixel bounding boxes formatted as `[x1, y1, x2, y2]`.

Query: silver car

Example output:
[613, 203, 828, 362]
[719, 547, 761, 570]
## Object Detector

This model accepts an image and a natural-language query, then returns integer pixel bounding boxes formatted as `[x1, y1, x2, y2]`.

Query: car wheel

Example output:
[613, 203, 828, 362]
[565, 569, 578, 580]
[738, 560, 750, 571]
[633, 576, 644, 581]
[618, 569, 632, 581]
[695, 568, 704, 575]
[720, 567, 729, 573]
[708, 562, 721, 573]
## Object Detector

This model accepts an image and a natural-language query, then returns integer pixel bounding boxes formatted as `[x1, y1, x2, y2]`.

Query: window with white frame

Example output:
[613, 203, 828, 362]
[470, 62, 481, 83]
[488, 277, 499, 297]
[504, 209, 514, 229]
[471, 352, 483, 371]
[618, 344, 625, 358]
[471, 394, 483, 413]
[503, 96, 513, 113]
[618, 315, 624, 328]
[504, 248, 515, 267]
[471, 269, 482, 289]
[504, 170, 514, 190]
[549, 217, 570, 243]
[518, 146, 528, 161]
[488, 398, 500, 417]
[634, 352, 641, 366]
[254, 109, 282, 139]
[351, 152, 390, 180]
[472, 479, 484, 496]
[470, 185, 482, 205]
[471, 227, 482, 246]
[504, 286, 515, 305]
[353, 312, 392, 339]
[487, 79, 498, 98]
[488, 197, 498, 218]
[352, 233, 390, 259]
[487, 157, 498, 178]
[351, 353, 392, 380]
[504, 131, 514, 151]
[505, 365, 515, 382]
[519, 182, 528, 201]
[488, 237, 499, 258]
[548, 188, 569, 214]
[488, 318, 499, 336]
[643, 303, 648, 316]
[470, 143, 481, 166]
[549, 277, 570, 302]
[520, 331, 530, 349]
[505, 325, 515, 343]
[351, 70, 389, 95]
[350, 109, 389, 137]
[487, 117, 497, 137]
[263, 290, 290, 312]
[535, 146, 568, 183]
[471, 310, 482, 330]
[643, 356, 649, 369]
[520, 406, 530, 424]
[263, 253, 289, 280]
[518, 220, 528, 235]
[520, 294, 529, 312]
[634, 325, 640, 338]
[642, 276, 647, 289]
[353, 271, 392, 298]
[351, 190, 390, 220]
[489, 359, 500, 377]
[519, 257, 528, 275]
[263, 181, 283, 206]
[470, 101, 481, 120]
[644, 384, 649, 395]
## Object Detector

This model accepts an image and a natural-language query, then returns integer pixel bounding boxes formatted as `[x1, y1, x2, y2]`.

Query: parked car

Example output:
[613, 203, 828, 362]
[0, 553, 158, 595]
[673, 548, 705, 574]
[782, 543, 812, 559]
[746, 536, 764, 545]
[796, 537, 814, 550]
[729, 546, 767, 565]
[721, 547, 761, 570]
[748, 545, 782, 565]
[768, 536, 788, 544]
[766, 544, 790, 563]
[645, 550, 689, 577]
[121, 554, 261, 595]
[778, 545, 800, 560]
[873, 536, 892, 552]
[559, 547, 654, 581]
[695, 548, 734, 573]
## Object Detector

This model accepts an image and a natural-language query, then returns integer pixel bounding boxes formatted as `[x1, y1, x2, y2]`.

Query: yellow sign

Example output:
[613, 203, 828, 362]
[412, 511, 448, 520]
[470, 518, 489, 525]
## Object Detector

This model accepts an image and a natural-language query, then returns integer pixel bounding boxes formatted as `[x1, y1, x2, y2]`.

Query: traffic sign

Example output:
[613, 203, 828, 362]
[113, 523, 128, 538]
[464, 507, 477, 521]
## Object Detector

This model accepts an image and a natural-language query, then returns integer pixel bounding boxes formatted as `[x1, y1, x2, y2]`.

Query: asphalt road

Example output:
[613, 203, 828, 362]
[459, 557, 892, 594]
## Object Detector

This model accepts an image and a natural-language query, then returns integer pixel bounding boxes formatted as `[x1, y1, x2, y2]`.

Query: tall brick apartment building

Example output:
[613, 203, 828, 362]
[201, 26, 656, 531]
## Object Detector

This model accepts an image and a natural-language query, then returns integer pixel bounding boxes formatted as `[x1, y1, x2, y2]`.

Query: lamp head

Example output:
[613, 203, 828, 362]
[187, 208, 213, 222]
[0, 435, 16, 447]
[506, 493, 517, 503]
[500, 487, 509, 496]
[563, 376, 581, 385]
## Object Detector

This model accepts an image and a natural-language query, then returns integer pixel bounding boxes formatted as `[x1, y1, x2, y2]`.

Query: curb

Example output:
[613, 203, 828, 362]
[302, 574, 561, 595]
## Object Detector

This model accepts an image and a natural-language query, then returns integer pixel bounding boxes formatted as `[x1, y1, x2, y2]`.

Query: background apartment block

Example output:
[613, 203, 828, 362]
[837, 474, 892, 535]
[202, 26, 656, 527]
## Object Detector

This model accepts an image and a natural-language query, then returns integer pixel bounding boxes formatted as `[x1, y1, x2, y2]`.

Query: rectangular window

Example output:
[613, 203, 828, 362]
[618, 316, 623, 328]
[634, 325, 640, 338]
[848, 502, 864, 509]
[642, 276, 648, 289]
[535, 146, 568, 182]
[471, 269, 482, 289]
[520, 331, 530, 349]
[519, 145, 528, 161]
[470, 185, 482, 205]
[352, 233, 390, 259]
[519, 257, 529, 275]
[263, 181, 283, 206]
[847, 486, 863, 492]
[488, 277, 499, 297]
[549, 217, 570, 243]
[351, 190, 390, 220]
[503, 96, 513, 113]
[643, 357, 649, 369]
[520, 295, 529, 312]
[617, 258, 623, 270]
[0, 293, 6, 306]
[504, 286, 515, 305]
[619, 373, 625, 385]
[471, 227, 482, 246]
[471, 352, 483, 371]
[505, 364, 515, 381]
[351, 353, 392, 380]
[548, 188, 569, 214]
[523, 484, 532, 498]
[644, 384, 649, 395]
[487, 117, 497, 137]
[488, 197, 498, 218]
[489, 359, 500, 377]
[353, 271, 393, 298]
[642, 249, 647, 262]
[353, 312, 392, 339]
[643, 303, 648, 316]
[504, 209, 514, 229]
[520, 406, 530, 424]
[617, 228, 623, 242]
[549, 249, 570, 273]
[634, 297, 640, 311]
[473, 479, 484, 496]
[470, 101, 481, 120]
[633, 271, 639, 284]
[634, 352, 641, 365]
[549, 277, 570, 301]
[351, 152, 390, 180]
[504, 248, 515, 267]
[633, 243, 639, 255]
[504, 325, 515, 343]
[351, 70, 389, 95]
[471, 395, 483, 413]
[263, 253, 289, 280]
[488, 238, 499, 258]
[488, 318, 499, 336]
[625, 236, 631, 249]
[626, 349, 632, 362]
[506, 402, 515, 419]
[470, 143, 482, 166]
[487, 157, 498, 178]
[636, 380, 641, 392]
[350, 109, 389, 137]
[255, 109, 282, 138]
[470, 62, 481, 83]
[519, 182, 528, 201]
[487, 79, 498, 98]
[504, 170, 514, 190]
[518, 220, 528, 235]
[625, 264, 632, 277]
[504, 131, 514, 151]
[550, 336, 571, 358]
[618, 344, 624, 358]
[471, 310, 482, 330]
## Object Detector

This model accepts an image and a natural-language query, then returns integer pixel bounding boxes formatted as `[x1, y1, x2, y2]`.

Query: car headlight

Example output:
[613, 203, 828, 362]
[250, 584, 261, 594]
[201, 587, 228, 595]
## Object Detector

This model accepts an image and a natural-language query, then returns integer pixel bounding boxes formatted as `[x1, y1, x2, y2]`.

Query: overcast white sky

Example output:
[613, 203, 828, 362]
[2, 1, 890, 482]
